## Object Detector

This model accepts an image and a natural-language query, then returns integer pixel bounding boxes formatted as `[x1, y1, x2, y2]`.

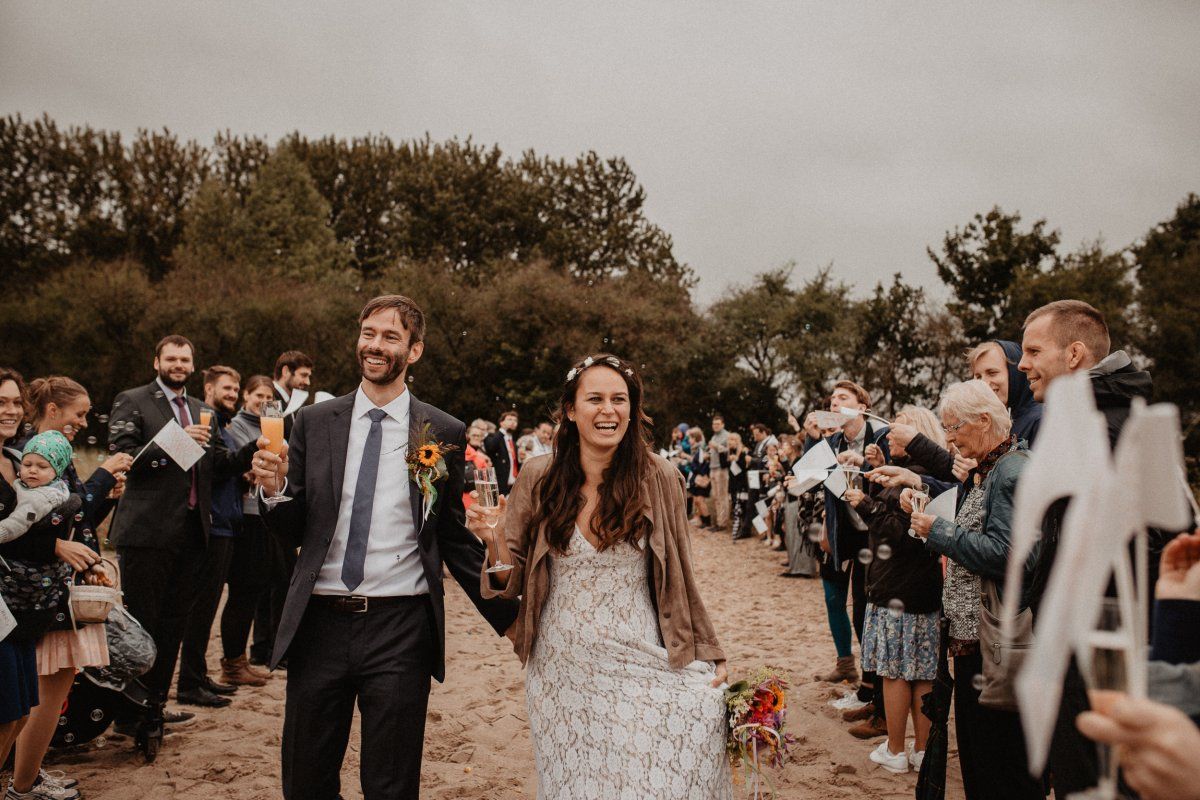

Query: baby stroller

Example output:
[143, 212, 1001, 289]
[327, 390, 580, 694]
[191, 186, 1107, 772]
[50, 605, 159, 760]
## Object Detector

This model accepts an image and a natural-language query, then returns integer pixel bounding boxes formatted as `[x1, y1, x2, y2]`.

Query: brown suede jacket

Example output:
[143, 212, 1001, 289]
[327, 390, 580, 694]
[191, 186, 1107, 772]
[480, 451, 726, 670]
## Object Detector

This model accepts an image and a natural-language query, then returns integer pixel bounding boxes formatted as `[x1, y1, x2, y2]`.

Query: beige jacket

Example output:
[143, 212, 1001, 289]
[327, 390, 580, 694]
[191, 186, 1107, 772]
[480, 452, 725, 669]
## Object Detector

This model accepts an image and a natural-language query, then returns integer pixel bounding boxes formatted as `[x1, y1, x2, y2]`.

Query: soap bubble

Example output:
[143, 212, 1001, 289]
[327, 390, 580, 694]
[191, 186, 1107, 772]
[971, 674, 986, 692]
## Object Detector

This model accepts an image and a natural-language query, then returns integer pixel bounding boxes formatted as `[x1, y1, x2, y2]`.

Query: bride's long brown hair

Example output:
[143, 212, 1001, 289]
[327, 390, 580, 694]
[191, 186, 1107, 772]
[529, 353, 655, 553]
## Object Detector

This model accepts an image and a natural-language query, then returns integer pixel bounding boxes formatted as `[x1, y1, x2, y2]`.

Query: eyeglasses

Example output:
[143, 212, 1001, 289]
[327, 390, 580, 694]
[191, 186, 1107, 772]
[941, 419, 970, 434]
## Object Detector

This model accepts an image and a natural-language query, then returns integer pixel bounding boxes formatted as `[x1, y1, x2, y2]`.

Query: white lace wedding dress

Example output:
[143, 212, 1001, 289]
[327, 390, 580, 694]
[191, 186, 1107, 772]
[525, 528, 732, 800]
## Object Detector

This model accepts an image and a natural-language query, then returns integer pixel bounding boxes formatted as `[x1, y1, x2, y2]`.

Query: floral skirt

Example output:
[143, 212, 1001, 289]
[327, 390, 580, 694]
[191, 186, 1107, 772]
[860, 603, 939, 681]
[36, 625, 109, 676]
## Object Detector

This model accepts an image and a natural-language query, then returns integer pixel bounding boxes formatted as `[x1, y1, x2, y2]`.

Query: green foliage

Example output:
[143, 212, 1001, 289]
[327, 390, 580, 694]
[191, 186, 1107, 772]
[1134, 193, 1200, 438]
[1006, 241, 1135, 347]
[929, 207, 1060, 341]
[3, 113, 1194, 452]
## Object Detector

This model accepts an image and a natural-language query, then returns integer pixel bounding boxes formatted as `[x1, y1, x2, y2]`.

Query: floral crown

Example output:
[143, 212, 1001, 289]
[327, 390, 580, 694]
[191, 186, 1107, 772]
[565, 355, 635, 384]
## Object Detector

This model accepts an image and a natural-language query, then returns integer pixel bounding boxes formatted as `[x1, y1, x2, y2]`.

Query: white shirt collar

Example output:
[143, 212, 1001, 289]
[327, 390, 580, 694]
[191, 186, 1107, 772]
[156, 377, 185, 402]
[274, 381, 290, 402]
[352, 385, 411, 425]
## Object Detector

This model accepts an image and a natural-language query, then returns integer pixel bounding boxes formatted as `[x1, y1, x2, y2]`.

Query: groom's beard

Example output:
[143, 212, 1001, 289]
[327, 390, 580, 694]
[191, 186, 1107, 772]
[358, 345, 406, 386]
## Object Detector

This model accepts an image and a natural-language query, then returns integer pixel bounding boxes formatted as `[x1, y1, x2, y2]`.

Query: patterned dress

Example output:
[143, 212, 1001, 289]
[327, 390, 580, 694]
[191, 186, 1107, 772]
[525, 529, 732, 800]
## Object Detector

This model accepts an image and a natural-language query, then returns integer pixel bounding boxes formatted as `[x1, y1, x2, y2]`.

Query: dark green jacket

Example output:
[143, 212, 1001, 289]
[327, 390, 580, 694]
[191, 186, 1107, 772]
[926, 448, 1039, 607]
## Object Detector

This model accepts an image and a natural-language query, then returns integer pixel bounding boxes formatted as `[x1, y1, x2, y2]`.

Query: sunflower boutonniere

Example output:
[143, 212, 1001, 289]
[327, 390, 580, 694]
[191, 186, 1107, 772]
[408, 422, 459, 520]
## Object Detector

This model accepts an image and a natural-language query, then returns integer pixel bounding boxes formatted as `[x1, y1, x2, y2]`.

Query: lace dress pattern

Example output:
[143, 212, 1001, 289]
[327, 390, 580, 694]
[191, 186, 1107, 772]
[525, 529, 732, 800]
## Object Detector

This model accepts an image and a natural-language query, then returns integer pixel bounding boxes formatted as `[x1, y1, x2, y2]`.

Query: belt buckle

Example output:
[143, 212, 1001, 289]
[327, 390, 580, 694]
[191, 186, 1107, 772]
[346, 596, 368, 614]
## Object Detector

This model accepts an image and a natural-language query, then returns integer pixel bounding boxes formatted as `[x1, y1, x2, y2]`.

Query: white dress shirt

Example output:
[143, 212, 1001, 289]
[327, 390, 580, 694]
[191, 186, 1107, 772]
[501, 431, 518, 486]
[273, 381, 290, 403]
[314, 387, 429, 597]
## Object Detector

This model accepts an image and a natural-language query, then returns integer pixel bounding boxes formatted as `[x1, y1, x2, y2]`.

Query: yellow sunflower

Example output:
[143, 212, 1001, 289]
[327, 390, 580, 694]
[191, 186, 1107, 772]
[417, 443, 441, 467]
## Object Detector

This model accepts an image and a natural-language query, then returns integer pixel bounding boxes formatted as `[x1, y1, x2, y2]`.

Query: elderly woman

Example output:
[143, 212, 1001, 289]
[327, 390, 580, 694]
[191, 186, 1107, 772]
[907, 380, 1041, 800]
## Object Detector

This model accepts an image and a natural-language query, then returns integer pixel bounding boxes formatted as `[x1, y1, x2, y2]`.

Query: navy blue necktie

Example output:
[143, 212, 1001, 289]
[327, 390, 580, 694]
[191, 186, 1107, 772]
[341, 408, 387, 591]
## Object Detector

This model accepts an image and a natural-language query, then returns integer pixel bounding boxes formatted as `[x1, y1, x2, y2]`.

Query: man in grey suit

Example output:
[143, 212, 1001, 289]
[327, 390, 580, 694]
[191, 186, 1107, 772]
[107, 335, 258, 757]
[252, 295, 520, 800]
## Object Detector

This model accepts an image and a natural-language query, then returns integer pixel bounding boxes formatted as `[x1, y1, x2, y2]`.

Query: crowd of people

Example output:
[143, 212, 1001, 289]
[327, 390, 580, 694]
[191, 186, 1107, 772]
[663, 300, 1200, 800]
[0, 346, 320, 798]
[1, 297, 1198, 800]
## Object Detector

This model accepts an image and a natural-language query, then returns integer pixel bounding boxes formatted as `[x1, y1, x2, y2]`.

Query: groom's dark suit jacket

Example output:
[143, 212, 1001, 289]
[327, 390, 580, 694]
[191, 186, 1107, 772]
[266, 390, 519, 681]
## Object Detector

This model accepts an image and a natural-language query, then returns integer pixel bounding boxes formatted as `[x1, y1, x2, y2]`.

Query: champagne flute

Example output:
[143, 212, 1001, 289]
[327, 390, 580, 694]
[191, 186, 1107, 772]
[198, 409, 213, 449]
[908, 483, 930, 537]
[1078, 599, 1129, 800]
[259, 401, 291, 506]
[472, 466, 511, 574]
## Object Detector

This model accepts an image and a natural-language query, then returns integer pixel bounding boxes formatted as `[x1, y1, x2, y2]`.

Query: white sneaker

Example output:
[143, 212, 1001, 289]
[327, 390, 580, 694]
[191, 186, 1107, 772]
[6, 776, 80, 800]
[831, 693, 868, 711]
[869, 742, 909, 774]
[36, 773, 76, 792]
[908, 745, 924, 771]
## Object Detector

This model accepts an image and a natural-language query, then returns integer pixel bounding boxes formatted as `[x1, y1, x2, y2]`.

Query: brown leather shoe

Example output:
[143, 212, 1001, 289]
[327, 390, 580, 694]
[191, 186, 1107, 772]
[849, 715, 888, 739]
[814, 656, 859, 684]
[221, 655, 269, 687]
[843, 702, 876, 722]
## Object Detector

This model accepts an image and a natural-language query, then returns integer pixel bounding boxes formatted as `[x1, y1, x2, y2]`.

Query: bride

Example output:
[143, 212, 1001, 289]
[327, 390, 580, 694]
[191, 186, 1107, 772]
[468, 353, 733, 799]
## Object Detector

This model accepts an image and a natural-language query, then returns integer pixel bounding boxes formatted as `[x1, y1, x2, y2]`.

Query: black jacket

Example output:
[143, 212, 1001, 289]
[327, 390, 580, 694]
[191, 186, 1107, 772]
[107, 381, 255, 549]
[857, 462, 943, 614]
[264, 391, 520, 681]
[482, 430, 518, 496]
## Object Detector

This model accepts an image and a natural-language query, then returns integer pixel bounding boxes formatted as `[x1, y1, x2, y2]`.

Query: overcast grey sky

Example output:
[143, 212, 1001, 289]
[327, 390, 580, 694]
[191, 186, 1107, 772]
[3, 1, 1198, 303]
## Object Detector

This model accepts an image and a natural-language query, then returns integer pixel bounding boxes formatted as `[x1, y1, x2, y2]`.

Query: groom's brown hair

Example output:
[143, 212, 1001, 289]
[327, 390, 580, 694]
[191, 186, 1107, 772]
[359, 294, 426, 344]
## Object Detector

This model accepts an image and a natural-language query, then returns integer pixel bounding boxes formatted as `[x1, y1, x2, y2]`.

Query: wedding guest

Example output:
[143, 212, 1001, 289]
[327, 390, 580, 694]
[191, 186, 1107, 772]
[1019, 299, 1165, 797]
[176, 366, 245, 708]
[483, 410, 520, 496]
[1, 429, 88, 800]
[726, 433, 753, 541]
[463, 423, 493, 508]
[967, 340, 1042, 444]
[811, 381, 888, 703]
[686, 428, 712, 528]
[106, 335, 257, 757]
[0, 369, 36, 772]
[221, 375, 276, 687]
[529, 421, 554, 459]
[11, 377, 131, 799]
[273, 351, 314, 435]
[708, 415, 731, 530]
[908, 380, 1042, 799]
[780, 438, 819, 578]
[845, 405, 944, 772]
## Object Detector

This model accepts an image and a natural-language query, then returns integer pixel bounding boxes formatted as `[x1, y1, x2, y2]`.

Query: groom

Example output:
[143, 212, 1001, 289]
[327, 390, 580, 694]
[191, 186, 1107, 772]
[252, 294, 520, 800]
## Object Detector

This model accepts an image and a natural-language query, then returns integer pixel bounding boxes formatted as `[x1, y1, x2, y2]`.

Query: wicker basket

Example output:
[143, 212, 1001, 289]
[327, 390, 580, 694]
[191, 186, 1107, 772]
[69, 558, 122, 625]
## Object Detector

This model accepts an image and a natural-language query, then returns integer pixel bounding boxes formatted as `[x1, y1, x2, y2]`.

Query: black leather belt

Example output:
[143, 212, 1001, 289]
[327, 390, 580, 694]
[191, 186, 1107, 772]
[310, 595, 423, 614]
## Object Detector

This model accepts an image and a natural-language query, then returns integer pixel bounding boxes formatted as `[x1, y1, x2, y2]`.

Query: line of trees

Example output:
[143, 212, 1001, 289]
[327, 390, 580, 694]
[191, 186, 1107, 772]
[2, 114, 1197, 456]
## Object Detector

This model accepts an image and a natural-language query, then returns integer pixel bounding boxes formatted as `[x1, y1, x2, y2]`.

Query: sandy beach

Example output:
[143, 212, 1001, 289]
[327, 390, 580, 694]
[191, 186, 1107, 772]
[48, 526, 965, 799]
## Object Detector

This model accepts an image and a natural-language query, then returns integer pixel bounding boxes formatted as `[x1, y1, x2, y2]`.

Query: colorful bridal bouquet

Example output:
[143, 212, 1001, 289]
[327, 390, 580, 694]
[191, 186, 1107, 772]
[725, 667, 794, 798]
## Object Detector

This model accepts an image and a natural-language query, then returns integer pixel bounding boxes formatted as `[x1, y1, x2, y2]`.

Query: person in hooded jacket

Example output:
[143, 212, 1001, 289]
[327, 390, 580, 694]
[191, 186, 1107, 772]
[967, 340, 1042, 444]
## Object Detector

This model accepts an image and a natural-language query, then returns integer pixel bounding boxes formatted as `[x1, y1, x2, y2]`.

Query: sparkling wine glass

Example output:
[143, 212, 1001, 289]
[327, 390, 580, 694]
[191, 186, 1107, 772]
[472, 466, 511, 574]
[908, 483, 930, 537]
[1077, 599, 1129, 800]
[259, 401, 291, 506]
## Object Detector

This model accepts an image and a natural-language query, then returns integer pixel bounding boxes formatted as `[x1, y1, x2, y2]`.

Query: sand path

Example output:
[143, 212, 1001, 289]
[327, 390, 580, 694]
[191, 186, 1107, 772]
[53, 527, 964, 799]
